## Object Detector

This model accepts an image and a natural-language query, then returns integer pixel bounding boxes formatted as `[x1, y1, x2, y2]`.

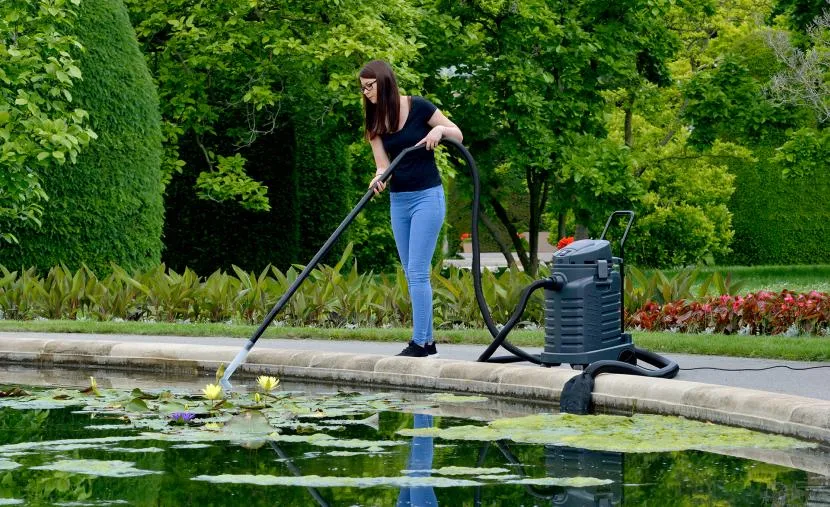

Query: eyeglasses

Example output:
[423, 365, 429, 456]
[360, 80, 377, 94]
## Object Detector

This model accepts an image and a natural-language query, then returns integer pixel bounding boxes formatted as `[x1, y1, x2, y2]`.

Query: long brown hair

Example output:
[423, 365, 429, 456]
[359, 60, 400, 139]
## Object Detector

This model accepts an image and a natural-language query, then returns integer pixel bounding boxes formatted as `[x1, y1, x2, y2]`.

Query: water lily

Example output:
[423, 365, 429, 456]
[169, 412, 196, 425]
[82, 376, 101, 396]
[202, 383, 223, 401]
[256, 375, 280, 392]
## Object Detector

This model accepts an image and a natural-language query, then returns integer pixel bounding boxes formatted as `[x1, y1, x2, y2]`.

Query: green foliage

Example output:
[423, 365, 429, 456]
[0, 0, 164, 274]
[0, 0, 96, 243]
[683, 58, 792, 147]
[772, 126, 830, 178]
[125, 0, 425, 272]
[160, 128, 300, 275]
[0, 247, 759, 333]
[195, 153, 269, 212]
[771, 0, 829, 33]
[423, 0, 681, 274]
[727, 145, 830, 265]
[294, 126, 353, 262]
[625, 265, 747, 314]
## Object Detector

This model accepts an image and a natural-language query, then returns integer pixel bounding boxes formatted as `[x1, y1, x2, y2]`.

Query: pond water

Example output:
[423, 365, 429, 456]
[0, 366, 827, 506]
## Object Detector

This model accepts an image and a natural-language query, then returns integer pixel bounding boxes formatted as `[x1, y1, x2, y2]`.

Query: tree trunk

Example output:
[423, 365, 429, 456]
[575, 223, 589, 240]
[479, 211, 518, 270]
[623, 94, 634, 148]
[490, 197, 531, 273]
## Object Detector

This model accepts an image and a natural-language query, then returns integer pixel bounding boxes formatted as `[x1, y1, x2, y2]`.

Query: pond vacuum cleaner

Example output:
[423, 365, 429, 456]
[220, 139, 678, 415]
[474, 210, 679, 414]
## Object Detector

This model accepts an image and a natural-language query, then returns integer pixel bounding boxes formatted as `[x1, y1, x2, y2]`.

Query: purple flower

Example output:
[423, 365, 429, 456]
[169, 412, 196, 424]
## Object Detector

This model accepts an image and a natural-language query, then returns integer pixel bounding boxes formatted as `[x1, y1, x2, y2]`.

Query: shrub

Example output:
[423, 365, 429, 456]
[727, 145, 830, 265]
[0, 0, 163, 274]
[628, 290, 829, 335]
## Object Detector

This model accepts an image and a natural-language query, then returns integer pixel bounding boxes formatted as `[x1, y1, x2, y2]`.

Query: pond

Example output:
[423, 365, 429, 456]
[0, 366, 826, 506]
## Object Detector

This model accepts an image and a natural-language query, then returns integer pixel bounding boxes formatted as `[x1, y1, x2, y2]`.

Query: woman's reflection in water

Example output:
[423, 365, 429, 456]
[397, 413, 438, 507]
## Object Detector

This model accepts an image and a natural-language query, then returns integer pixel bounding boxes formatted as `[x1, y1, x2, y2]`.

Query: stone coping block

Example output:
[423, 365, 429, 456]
[0, 336, 828, 443]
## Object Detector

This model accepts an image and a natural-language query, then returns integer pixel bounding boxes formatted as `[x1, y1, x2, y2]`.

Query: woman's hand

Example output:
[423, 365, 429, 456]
[369, 170, 387, 195]
[417, 126, 445, 150]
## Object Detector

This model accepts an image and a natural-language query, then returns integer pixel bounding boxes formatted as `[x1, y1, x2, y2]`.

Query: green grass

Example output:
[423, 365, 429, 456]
[1, 320, 827, 362]
[655, 264, 830, 294]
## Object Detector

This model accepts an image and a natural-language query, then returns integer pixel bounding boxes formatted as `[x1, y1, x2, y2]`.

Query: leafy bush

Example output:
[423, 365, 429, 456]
[625, 265, 747, 314]
[628, 290, 829, 335]
[10, 254, 825, 336]
[0, 0, 96, 243]
[0, 0, 163, 274]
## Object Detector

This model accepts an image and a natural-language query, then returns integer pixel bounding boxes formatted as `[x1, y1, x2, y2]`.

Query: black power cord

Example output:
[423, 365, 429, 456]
[681, 364, 830, 372]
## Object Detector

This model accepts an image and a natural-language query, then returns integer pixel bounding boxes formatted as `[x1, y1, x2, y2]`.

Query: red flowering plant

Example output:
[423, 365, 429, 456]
[556, 236, 575, 250]
[460, 233, 471, 241]
[625, 289, 829, 335]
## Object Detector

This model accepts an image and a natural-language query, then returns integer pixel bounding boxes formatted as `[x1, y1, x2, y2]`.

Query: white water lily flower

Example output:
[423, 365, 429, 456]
[256, 376, 280, 392]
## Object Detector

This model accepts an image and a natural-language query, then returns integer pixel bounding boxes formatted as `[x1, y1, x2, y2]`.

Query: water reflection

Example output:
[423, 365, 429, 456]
[397, 413, 438, 507]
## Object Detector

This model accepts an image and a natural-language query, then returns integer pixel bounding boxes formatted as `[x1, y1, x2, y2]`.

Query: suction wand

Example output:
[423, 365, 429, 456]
[220, 144, 426, 389]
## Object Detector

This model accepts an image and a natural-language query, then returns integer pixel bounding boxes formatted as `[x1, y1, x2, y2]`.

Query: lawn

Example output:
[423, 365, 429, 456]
[656, 264, 830, 294]
[0, 319, 827, 362]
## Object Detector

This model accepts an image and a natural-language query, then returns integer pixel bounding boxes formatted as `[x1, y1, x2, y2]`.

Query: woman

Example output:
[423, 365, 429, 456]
[359, 60, 463, 358]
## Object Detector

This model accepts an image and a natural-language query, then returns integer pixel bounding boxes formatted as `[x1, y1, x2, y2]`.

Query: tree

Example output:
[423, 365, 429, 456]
[0, 0, 164, 273]
[420, 0, 684, 275]
[0, 0, 96, 244]
[125, 0, 427, 272]
[668, 0, 830, 265]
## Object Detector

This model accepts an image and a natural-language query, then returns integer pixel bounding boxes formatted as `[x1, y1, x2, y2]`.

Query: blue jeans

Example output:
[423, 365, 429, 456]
[390, 185, 445, 346]
[397, 414, 438, 507]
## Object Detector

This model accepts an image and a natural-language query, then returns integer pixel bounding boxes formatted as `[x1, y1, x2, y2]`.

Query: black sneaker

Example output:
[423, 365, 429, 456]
[396, 341, 428, 357]
[425, 342, 440, 358]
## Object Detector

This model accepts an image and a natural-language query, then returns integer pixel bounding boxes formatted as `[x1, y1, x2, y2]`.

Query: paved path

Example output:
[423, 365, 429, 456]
[4, 332, 830, 401]
[443, 252, 533, 270]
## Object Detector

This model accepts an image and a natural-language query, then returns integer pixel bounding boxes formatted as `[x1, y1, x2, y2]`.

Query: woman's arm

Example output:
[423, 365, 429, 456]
[368, 135, 391, 194]
[418, 109, 463, 150]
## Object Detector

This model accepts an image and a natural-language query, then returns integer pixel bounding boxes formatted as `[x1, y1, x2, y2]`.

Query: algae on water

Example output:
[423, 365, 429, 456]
[397, 413, 810, 453]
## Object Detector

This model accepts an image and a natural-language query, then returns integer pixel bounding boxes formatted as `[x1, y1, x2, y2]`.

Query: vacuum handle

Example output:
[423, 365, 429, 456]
[600, 210, 634, 335]
[600, 210, 635, 255]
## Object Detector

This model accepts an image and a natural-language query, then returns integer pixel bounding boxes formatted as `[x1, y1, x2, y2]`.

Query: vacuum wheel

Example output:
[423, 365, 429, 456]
[570, 364, 587, 371]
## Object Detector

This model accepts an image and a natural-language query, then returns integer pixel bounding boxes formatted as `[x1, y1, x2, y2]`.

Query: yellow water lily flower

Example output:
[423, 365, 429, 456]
[202, 383, 224, 400]
[256, 375, 280, 392]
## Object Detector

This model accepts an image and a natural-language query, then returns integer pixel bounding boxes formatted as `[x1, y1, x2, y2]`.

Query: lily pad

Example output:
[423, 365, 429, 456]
[270, 433, 404, 450]
[192, 473, 481, 488]
[0, 436, 157, 454]
[398, 413, 811, 453]
[408, 466, 510, 476]
[0, 459, 20, 471]
[428, 393, 489, 403]
[108, 447, 164, 454]
[170, 443, 212, 449]
[507, 477, 613, 487]
[31, 459, 160, 477]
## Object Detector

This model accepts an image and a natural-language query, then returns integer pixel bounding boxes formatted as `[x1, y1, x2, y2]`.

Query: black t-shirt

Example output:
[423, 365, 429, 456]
[381, 96, 442, 193]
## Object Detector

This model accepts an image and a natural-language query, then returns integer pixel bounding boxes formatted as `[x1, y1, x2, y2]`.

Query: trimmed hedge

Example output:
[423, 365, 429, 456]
[726, 144, 830, 265]
[294, 125, 354, 263]
[0, 0, 163, 274]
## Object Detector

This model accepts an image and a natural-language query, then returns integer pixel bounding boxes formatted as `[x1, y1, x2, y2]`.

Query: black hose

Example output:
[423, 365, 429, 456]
[582, 348, 679, 379]
[442, 138, 547, 364]
[221, 143, 428, 385]
[445, 138, 679, 380]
